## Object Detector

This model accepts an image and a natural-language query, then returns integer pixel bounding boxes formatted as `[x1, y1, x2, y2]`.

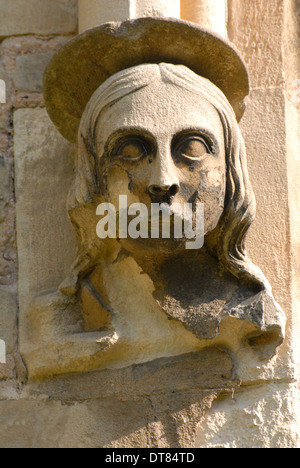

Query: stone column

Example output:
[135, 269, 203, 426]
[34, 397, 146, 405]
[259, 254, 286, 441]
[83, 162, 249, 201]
[78, 0, 181, 33]
[195, 0, 300, 448]
[181, 0, 227, 37]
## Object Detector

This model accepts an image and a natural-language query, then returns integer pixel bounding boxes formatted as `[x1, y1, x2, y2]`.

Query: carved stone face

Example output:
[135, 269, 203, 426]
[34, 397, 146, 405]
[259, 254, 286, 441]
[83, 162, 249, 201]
[95, 80, 226, 253]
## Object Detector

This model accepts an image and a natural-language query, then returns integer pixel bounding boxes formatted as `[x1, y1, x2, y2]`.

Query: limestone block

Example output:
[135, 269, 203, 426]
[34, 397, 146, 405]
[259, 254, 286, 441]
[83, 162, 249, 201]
[228, 0, 284, 88]
[0, 398, 153, 448]
[0, 0, 78, 36]
[0, 381, 19, 400]
[0, 287, 17, 354]
[283, 0, 300, 376]
[14, 108, 76, 313]
[1, 372, 298, 447]
[0, 157, 15, 287]
[196, 382, 300, 448]
[0, 349, 237, 448]
[242, 88, 291, 314]
[13, 52, 54, 93]
[29, 348, 238, 401]
[181, 0, 227, 37]
[0, 355, 16, 380]
[78, 0, 180, 33]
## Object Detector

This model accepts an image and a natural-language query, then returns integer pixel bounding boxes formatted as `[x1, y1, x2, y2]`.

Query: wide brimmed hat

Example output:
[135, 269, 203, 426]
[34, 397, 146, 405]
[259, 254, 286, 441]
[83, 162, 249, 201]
[44, 17, 249, 143]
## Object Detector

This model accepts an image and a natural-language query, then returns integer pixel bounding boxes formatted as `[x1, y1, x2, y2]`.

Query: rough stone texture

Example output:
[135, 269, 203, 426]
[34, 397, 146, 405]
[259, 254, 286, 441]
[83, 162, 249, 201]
[0, 287, 17, 354]
[283, 0, 300, 382]
[0, 36, 70, 110]
[228, 0, 284, 89]
[0, 64, 9, 128]
[13, 52, 54, 93]
[29, 348, 238, 400]
[0, 355, 16, 380]
[14, 108, 76, 312]
[0, 0, 78, 37]
[0, 348, 237, 448]
[196, 382, 300, 448]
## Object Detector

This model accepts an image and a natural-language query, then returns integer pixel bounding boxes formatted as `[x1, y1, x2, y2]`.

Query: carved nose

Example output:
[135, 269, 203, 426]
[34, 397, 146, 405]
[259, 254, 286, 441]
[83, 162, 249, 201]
[148, 184, 179, 198]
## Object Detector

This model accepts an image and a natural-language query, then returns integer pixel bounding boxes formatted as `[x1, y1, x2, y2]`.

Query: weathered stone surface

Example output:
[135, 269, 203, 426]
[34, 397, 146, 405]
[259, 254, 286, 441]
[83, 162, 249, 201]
[196, 382, 300, 448]
[14, 108, 76, 311]
[25, 31, 284, 380]
[284, 0, 300, 376]
[29, 348, 237, 401]
[242, 88, 291, 313]
[0, 355, 16, 380]
[0, 348, 236, 448]
[13, 52, 54, 93]
[0, 287, 17, 354]
[1, 380, 299, 448]
[0, 63, 10, 129]
[229, 1, 296, 379]
[0, 398, 154, 448]
[0, 156, 10, 213]
[0, 0, 78, 37]
[0, 380, 19, 401]
[228, 0, 285, 88]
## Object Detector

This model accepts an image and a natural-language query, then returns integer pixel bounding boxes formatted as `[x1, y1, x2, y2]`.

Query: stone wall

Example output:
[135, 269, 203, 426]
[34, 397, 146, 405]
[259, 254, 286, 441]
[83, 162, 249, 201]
[0, 0, 77, 402]
[0, 0, 299, 448]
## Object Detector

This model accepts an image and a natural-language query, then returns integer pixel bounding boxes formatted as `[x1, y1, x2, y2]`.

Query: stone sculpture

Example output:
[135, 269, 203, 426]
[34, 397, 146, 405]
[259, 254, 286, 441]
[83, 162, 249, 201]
[23, 18, 285, 378]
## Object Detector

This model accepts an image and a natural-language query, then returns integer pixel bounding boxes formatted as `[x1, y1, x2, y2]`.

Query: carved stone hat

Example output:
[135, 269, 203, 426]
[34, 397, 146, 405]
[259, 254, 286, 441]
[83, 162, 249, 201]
[44, 17, 249, 143]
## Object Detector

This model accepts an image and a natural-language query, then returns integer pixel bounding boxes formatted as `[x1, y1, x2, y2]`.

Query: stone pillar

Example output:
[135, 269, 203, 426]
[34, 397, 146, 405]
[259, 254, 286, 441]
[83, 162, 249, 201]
[181, 0, 227, 37]
[195, 0, 300, 448]
[284, 0, 300, 382]
[78, 0, 181, 33]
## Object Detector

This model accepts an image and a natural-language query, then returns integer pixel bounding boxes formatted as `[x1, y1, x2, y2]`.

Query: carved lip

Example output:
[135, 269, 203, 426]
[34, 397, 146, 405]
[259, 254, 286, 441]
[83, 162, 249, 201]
[44, 16, 249, 143]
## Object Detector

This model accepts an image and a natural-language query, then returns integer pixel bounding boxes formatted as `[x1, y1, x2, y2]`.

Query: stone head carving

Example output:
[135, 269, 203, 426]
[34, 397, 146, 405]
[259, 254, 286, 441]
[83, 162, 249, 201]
[26, 18, 285, 378]
[67, 62, 263, 289]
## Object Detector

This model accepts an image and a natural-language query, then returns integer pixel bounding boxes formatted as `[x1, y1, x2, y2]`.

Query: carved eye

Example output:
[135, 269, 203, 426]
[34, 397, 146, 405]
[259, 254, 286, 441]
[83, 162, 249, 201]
[113, 136, 150, 160]
[174, 134, 212, 160]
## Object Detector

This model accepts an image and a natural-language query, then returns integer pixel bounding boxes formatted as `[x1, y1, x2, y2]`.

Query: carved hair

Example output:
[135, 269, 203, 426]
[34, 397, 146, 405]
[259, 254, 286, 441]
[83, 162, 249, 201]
[64, 63, 270, 295]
